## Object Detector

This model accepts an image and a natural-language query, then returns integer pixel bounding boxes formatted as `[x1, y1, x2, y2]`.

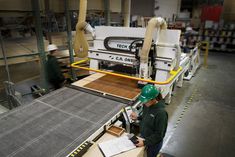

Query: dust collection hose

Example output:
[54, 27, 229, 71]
[140, 17, 167, 63]
[74, 0, 89, 58]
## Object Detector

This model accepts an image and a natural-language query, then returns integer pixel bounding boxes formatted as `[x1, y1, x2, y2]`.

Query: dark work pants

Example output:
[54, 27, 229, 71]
[146, 141, 163, 157]
[50, 80, 63, 90]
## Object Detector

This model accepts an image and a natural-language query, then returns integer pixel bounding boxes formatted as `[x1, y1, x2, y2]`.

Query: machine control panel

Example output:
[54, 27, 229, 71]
[123, 106, 134, 123]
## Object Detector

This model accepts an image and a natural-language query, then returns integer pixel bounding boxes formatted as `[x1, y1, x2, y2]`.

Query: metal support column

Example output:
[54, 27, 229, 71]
[0, 32, 13, 109]
[31, 0, 48, 91]
[123, 0, 131, 27]
[0, 33, 11, 83]
[104, 0, 110, 26]
[44, 0, 52, 44]
[64, 0, 76, 80]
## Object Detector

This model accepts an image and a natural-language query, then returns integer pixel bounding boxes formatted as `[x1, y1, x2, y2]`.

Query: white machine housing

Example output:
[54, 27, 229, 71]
[184, 47, 201, 80]
[88, 26, 193, 104]
[154, 29, 181, 82]
[89, 26, 157, 74]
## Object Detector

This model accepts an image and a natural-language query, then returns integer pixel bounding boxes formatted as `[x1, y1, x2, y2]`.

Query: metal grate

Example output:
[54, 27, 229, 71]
[0, 87, 126, 157]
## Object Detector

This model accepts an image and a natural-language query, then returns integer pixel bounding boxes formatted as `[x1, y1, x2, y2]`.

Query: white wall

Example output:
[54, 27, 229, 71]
[0, 0, 121, 12]
[223, 0, 235, 21]
[48, 0, 104, 12]
[154, 0, 181, 20]
[87, 0, 103, 10]
[0, 0, 32, 11]
[110, 0, 121, 12]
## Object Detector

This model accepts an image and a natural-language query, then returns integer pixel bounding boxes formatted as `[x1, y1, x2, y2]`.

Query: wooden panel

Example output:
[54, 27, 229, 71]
[84, 74, 141, 100]
[72, 73, 105, 87]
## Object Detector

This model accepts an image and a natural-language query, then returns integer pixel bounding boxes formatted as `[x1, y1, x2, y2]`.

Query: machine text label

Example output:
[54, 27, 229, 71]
[115, 56, 135, 63]
[117, 44, 128, 49]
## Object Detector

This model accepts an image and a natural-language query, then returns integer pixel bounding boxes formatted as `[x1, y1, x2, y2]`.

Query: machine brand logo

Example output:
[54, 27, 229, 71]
[117, 44, 128, 49]
[115, 57, 135, 63]
[116, 56, 123, 61]
[124, 58, 135, 63]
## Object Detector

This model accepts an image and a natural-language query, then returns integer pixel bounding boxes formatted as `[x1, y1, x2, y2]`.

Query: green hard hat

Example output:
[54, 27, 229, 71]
[138, 84, 160, 103]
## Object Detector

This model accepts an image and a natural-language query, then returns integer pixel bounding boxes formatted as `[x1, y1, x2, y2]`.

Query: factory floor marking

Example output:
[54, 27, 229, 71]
[162, 87, 198, 149]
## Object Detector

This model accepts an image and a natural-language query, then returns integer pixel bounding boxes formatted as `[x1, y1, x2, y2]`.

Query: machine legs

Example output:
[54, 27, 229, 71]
[165, 85, 173, 104]
[177, 73, 184, 88]
[89, 60, 99, 74]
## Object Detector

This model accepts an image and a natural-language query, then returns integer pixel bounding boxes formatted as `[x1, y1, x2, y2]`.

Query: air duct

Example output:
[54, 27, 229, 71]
[74, 0, 89, 58]
[140, 17, 167, 63]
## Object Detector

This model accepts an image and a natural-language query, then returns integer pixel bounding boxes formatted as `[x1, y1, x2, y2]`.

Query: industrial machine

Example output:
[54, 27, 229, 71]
[72, 0, 195, 104]
[184, 46, 201, 80]
[65, 20, 198, 155]
[72, 17, 192, 104]
[0, 10, 202, 157]
[0, 1, 201, 156]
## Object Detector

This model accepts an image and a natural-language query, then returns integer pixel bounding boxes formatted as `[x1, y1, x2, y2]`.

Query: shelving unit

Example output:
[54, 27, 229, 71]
[184, 27, 235, 52]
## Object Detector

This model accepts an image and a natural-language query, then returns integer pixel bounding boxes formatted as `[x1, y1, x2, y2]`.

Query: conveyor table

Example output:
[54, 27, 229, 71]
[0, 87, 126, 157]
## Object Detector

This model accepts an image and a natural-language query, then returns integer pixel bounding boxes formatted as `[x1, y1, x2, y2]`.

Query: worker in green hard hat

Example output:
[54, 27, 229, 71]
[130, 84, 168, 157]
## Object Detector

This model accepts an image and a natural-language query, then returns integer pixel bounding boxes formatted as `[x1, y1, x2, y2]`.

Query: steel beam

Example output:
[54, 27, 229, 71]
[0, 53, 40, 60]
[104, 0, 111, 26]
[44, 0, 52, 44]
[31, 0, 48, 91]
[0, 33, 11, 82]
[64, 0, 76, 80]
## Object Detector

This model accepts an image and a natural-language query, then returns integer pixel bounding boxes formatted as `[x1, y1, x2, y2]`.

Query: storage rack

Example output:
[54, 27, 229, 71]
[185, 26, 235, 52]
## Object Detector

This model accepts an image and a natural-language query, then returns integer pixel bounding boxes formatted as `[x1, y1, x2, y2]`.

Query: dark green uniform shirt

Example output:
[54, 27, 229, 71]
[46, 55, 65, 85]
[139, 100, 168, 146]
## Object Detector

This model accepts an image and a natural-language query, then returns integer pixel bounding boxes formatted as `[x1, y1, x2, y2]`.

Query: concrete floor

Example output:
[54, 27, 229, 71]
[0, 60, 40, 110]
[0, 104, 8, 114]
[162, 52, 235, 157]
[0, 60, 40, 89]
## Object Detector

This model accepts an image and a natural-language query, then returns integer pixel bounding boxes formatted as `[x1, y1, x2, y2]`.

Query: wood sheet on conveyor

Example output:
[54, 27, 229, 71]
[0, 87, 126, 157]
[84, 75, 141, 100]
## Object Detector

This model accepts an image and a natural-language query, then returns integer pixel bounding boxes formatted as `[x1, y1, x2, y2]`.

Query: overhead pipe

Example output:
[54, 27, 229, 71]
[74, 0, 89, 58]
[123, 0, 131, 27]
[140, 17, 167, 63]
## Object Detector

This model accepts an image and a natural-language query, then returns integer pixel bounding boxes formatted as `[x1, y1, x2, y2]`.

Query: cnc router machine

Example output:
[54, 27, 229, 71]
[0, 0, 201, 156]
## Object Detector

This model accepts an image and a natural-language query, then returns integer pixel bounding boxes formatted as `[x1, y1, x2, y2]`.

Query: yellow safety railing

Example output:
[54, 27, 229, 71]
[71, 59, 182, 85]
[200, 41, 209, 68]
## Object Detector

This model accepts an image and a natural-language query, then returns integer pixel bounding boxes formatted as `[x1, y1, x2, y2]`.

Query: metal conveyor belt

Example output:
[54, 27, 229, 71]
[0, 87, 126, 157]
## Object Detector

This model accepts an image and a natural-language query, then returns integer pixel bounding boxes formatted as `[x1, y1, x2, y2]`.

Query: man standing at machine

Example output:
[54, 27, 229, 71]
[131, 84, 168, 157]
[46, 44, 65, 89]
